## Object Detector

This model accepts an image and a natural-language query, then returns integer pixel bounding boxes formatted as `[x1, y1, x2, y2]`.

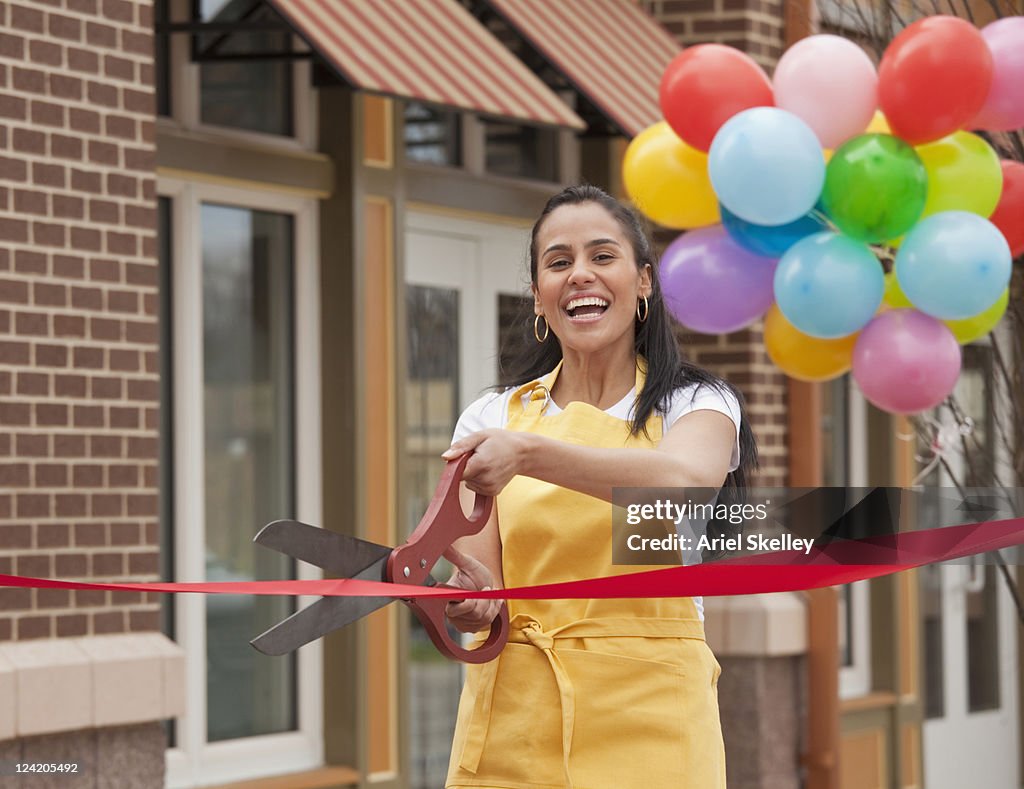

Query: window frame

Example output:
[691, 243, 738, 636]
[158, 176, 324, 788]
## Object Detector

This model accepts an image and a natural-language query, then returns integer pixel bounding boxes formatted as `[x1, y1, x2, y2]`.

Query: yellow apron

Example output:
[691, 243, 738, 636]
[447, 362, 726, 789]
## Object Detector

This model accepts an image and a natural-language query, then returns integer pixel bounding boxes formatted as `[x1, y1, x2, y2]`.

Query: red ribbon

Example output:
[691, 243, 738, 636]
[2, 517, 1023, 600]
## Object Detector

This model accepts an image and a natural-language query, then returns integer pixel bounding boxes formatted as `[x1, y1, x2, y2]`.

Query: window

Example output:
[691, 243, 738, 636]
[159, 180, 322, 787]
[484, 119, 559, 181]
[403, 102, 462, 167]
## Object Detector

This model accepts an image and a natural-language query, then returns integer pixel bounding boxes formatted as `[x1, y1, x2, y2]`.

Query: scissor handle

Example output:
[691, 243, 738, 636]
[387, 453, 492, 587]
[387, 453, 509, 663]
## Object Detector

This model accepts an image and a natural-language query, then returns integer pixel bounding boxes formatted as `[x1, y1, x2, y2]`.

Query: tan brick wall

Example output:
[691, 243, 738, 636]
[0, 0, 160, 641]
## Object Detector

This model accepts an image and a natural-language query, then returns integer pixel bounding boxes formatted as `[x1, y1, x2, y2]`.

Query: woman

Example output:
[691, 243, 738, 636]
[440, 185, 757, 789]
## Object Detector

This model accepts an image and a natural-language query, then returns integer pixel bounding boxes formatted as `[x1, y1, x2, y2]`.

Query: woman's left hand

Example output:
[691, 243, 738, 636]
[442, 429, 528, 496]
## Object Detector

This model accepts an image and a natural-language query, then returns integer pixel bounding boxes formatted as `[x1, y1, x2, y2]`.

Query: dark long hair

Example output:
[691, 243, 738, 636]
[498, 184, 759, 499]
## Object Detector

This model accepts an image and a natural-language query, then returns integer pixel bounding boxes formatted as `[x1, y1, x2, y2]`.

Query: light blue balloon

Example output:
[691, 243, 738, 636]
[895, 211, 1013, 320]
[774, 232, 884, 338]
[708, 107, 826, 226]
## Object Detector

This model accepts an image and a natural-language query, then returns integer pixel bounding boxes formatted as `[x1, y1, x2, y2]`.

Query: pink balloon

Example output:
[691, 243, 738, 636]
[660, 226, 777, 334]
[773, 35, 878, 149]
[852, 310, 961, 414]
[973, 17, 1024, 131]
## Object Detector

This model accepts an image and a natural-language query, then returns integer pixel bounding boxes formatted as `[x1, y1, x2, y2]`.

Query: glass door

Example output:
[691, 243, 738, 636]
[403, 211, 529, 788]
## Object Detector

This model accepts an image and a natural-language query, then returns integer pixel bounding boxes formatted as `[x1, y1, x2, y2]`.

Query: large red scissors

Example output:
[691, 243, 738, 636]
[250, 453, 509, 663]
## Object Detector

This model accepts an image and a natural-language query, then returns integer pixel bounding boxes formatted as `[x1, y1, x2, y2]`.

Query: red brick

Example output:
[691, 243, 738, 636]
[69, 226, 102, 252]
[126, 493, 157, 516]
[139, 119, 155, 144]
[123, 89, 153, 115]
[37, 588, 71, 608]
[54, 315, 86, 338]
[90, 376, 122, 399]
[0, 401, 31, 424]
[0, 33, 26, 59]
[30, 99, 63, 126]
[124, 147, 154, 172]
[107, 173, 138, 197]
[55, 495, 86, 519]
[73, 464, 103, 486]
[28, 39, 62, 67]
[126, 436, 157, 459]
[33, 161, 65, 188]
[89, 434, 122, 457]
[12, 66, 46, 93]
[128, 552, 158, 575]
[36, 403, 68, 427]
[0, 587, 33, 611]
[103, 54, 134, 81]
[15, 433, 48, 456]
[105, 114, 136, 139]
[35, 464, 68, 487]
[93, 611, 124, 633]
[0, 524, 32, 549]
[109, 349, 139, 372]
[73, 404, 104, 427]
[127, 379, 158, 402]
[0, 278, 29, 302]
[109, 406, 139, 429]
[111, 522, 140, 544]
[87, 80, 118, 108]
[48, 12, 82, 41]
[56, 553, 88, 576]
[69, 107, 100, 134]
[13, 131, 47, 164]
[139, 62, 154, 89]
[0, 216, 29, 242]
[53, 433, 85, 456]
[125, 319, 156, 343]
[87, 139, 119, 167]
[50, 73, 82, 100]
[91, 493, 122, 516]
[93, 552, 123, 575]
[33, 281, 67, 306]
[0, 155, 28, 181]
[0, 463, 30, 487]
[85, 21, 117, 49]
[72, 346, 103, 369]
[108, 464, 138, 486]
[107, 289, 138, 313]
[53, 254, 85, 278]
[16, 372, 48, 395]
[141, 236, 157, 259]
[67, 46, 100, 74]
[32, 222, 66, 248]
[125, 205, 156, 230]
[13, 188, 47, 215]
[17, 554, 52, 577]
[10, 5, 44, 32]
[51, 133, 84, 160]
[16, 493, 50, 518]
[17, 616, 53, 639]
[106, 232, 137, 256]
[122, 30, 152, 56]
[128, 609, 160, 631]
[70, 288, 102, 313]
[53, 194, 85, 219]
[0, 619, 11, 640]
[0, 95, 28, 121]
[67, 0, 99, 12]
[14, 248, 46, 273]
[0, 341, 31, 364]
[56, 613, 88, 636]
[89, 199, 120, 225]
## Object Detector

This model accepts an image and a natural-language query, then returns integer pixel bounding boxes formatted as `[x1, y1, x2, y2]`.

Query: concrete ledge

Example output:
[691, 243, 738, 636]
[703, 592, 808, 656]
[0, 634, 184, 739]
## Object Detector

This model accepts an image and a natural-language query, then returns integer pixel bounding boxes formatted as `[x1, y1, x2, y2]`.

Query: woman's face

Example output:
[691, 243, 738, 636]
[533, 202, 651, 357]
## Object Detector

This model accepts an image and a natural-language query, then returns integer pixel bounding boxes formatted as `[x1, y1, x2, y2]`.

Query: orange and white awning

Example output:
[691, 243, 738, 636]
[484, 0, 681, 137]
[268, 0, 585, 129]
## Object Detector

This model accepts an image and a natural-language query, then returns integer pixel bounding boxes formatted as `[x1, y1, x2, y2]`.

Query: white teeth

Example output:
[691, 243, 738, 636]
[565, 296, 609, 311]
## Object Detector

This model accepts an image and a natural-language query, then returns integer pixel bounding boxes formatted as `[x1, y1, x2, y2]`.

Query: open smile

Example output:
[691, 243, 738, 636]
[563, 296, 609, 323]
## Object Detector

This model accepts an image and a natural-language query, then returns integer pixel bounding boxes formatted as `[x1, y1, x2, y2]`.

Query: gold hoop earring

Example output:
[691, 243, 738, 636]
[637, 296, 649, 323]
[534, 314, 549, 343]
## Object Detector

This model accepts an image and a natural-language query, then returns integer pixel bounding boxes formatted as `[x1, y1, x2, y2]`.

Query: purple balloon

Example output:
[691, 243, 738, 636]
[660, 226, 777, 334]
[852, 309, 961, 414]
[973, 18, 1024, 132]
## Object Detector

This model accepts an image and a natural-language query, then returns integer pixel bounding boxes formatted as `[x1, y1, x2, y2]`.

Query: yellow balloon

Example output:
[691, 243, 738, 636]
[764, 303, 859, 382]
[865, 110, 891, 135]
[915, 131, 1003, 220]
[883, 271, 914, 308]
[623, 121, 720, 229]
[944, 288, 1009, 345]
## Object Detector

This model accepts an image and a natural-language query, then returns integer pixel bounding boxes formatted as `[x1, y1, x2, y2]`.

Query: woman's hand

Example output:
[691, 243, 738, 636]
[443, 545, 503, 634]
[442, 429, 528, 496]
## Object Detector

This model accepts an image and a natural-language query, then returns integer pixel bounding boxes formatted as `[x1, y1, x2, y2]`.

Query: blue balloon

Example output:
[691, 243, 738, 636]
[708, 107, 826, 226]
[895, 211, 1012, 320]
[720, 204, 828, 258]
[774, 232, 884, 338]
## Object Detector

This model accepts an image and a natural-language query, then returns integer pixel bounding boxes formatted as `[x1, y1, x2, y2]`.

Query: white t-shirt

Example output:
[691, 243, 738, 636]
[451, 377, 744, 623]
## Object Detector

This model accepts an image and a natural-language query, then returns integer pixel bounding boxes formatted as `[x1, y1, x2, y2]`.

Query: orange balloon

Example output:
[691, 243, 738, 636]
[764, 303, 859, 381]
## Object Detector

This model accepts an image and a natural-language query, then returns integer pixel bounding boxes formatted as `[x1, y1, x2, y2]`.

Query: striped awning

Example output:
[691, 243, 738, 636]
[484, 0, 681, 137]
[267, 0, 585, 130]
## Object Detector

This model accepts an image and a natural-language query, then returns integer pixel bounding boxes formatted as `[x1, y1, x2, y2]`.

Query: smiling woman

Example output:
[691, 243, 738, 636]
[439, 185, 759, 789]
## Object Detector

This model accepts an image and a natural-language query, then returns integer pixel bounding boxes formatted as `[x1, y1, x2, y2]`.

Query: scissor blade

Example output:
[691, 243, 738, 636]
[250, 556, 391, 656]
[254, 519, 392, 578]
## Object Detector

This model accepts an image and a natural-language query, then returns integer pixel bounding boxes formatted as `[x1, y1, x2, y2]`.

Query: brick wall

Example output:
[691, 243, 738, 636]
[0, 0, 159, 641]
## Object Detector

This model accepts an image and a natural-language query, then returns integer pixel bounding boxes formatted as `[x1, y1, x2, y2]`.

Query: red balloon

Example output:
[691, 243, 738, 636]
[659, 44, 774, 153]
[878, 16, 993, 145]
[990, 160, 1024, 257]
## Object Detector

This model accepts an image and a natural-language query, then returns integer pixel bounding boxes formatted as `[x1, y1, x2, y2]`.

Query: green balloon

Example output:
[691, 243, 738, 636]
[821, 134, 928, 243]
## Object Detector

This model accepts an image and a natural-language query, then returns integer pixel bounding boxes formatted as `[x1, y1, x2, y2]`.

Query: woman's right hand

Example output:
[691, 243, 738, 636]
[443, 545, 503, 633]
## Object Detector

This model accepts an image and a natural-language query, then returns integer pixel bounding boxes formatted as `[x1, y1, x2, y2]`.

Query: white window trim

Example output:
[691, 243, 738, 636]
[159, 177, 323, 788]
[839, 378, 872, 700]
[165, 0, 317, 151]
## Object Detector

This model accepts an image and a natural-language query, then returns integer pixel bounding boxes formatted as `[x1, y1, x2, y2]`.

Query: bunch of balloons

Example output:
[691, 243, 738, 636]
[625, 16, 1024, 414]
